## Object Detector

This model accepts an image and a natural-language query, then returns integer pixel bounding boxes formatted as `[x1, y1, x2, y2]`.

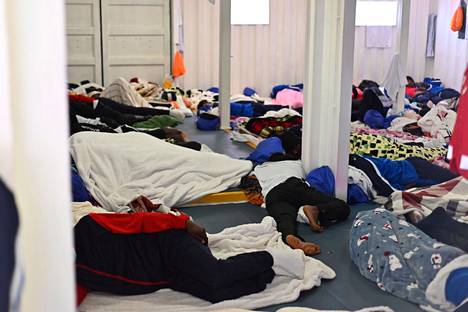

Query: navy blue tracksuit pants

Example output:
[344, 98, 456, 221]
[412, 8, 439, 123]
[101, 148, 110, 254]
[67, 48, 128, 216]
[75, 217, 275, 303]
[0, 180, 19, 312]
[265, 177, 350, 242]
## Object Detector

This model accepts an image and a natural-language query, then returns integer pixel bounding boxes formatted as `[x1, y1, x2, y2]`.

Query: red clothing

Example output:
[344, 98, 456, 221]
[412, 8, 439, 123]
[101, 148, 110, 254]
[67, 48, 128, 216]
[69, 94, 95, 103]
[406, 86, 417, 98]
[449, 67, 468, 179]
[172, 50, 186, 78]
[90, 211, 189, 234]
[77, 284, 89, 305]
[352, 86, 363, 100]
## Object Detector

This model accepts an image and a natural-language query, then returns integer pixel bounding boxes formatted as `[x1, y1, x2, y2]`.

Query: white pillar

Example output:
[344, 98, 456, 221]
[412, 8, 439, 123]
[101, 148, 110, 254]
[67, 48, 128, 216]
[302, 0, 357, 200]
[218, 0, 231, 129]
[396, 0, 411, 112]
[0, 0, 13, 189]
[5, 0, 75, 311]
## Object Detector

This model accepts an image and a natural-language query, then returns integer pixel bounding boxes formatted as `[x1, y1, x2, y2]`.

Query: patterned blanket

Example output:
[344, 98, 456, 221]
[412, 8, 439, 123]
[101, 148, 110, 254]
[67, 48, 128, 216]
[245, 116, 302, 138]
[350, 209, 465, 310]
[350, 133, 447, 161]
[384, 177, 468, 221]
[351, 126, 445, 148]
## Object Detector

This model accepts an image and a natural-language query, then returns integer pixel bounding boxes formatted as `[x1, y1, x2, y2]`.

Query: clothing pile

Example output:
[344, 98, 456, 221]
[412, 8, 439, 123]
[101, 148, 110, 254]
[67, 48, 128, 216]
[69, 77, 193, 122]
[349, 84, 468, 309]
[243, 110, 302, 138]
[352, 78, 459, 152]
[68, 93, 208, 150]
[347, 77, 461, 190]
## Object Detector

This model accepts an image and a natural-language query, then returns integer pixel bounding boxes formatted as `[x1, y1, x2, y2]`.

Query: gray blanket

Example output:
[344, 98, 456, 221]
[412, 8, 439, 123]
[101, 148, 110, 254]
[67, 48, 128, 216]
[349, 208, 465, 310]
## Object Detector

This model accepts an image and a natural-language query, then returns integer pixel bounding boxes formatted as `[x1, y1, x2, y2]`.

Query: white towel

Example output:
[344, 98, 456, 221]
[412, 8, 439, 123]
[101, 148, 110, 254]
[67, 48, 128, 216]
[382, 55, 406, 101]
[366, 26, 393, 48]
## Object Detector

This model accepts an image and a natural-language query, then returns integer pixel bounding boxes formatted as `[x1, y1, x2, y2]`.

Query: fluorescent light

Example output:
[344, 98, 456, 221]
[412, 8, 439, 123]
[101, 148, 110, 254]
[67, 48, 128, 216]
[231, 0, 269, 25]
[355, 1, 398, 26]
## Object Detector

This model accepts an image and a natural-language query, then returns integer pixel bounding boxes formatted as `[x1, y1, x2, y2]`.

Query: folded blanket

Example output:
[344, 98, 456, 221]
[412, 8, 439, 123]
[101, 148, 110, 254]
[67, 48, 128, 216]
[70, 132, 253, 212]
[79, 217, 336, 311]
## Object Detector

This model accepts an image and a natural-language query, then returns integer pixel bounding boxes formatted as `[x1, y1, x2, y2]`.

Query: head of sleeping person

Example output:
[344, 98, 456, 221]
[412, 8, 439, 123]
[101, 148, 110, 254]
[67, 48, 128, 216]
[279, 131, 302, 159]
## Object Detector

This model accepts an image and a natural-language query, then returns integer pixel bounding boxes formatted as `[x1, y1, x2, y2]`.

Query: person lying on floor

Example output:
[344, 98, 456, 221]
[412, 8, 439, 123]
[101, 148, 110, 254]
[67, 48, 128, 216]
[73, 197, 305, 306]
[253, 132, 351, 256]
[350, 208, 468, 311]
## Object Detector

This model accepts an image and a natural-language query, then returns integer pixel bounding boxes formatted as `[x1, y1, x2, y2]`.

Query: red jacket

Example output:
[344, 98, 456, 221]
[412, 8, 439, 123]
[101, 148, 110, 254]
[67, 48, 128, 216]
[449, 67, 468, 179]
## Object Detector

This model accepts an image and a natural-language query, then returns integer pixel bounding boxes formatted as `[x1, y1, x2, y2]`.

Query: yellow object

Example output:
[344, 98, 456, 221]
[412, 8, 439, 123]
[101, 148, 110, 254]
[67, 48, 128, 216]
[163, 75, 173, 89]
[183, 191, 248, 206]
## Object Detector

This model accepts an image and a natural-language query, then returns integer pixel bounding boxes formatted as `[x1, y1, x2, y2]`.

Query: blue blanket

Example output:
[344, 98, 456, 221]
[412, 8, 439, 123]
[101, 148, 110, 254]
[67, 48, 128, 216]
[350, 209, 465, 309]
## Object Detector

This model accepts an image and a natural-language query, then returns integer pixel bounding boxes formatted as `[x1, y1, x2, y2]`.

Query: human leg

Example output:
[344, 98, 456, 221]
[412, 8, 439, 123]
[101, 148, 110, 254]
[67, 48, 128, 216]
[265, 197, 299, 241]
[161, 230, 275, 302]
[266, 181, 321, 255]
[99, 97, 170, 116]
[294, 182, 350, 226]
[303, 205, 324, 232]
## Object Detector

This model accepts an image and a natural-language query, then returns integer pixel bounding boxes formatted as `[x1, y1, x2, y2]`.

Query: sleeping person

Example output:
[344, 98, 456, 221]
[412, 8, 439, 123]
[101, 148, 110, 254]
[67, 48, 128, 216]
[253, 132, 351, 256]
[350, 208, 468, 311]
[73, 197, 305, 306]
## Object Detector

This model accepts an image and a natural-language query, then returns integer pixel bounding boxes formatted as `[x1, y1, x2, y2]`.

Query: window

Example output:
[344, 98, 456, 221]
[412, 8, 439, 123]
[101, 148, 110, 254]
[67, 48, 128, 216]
[231, 0, 269, 25]
[355, 0, 398, 26]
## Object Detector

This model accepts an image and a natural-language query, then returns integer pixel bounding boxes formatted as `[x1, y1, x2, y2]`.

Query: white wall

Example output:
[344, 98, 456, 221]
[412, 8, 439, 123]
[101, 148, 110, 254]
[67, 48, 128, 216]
[433, 0, 468, 90]
[353, 0, 436, 84]
[179, 0, 306, 96]
[178, 0, 463, 96]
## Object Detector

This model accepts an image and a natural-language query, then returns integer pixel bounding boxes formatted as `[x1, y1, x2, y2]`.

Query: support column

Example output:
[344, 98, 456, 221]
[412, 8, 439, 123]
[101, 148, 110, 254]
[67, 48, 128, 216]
[0, 0, 12, 188]
[396, 0, 411, 112]
[6, 0, 75, 310]
[218, 0, 231, 129]
[302, 0, 357, 200]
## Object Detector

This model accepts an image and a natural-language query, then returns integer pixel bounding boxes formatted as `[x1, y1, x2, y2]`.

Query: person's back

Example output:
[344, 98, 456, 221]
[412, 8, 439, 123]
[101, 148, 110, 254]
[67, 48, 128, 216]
[254, 160, 304, 198]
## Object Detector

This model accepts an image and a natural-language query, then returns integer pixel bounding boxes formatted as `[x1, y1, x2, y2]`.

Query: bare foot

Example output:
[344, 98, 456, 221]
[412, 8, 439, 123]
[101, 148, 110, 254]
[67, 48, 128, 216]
[286, 235, 321, 256]
[303, 205, 324, 233]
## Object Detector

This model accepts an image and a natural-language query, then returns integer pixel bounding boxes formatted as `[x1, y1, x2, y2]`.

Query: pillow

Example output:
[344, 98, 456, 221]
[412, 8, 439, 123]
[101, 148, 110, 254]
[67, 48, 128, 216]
[71, 168, 91, 202]
[305, 166, 335, 196]
[196, 114, 220, 131]
[364, 109, 385, 129]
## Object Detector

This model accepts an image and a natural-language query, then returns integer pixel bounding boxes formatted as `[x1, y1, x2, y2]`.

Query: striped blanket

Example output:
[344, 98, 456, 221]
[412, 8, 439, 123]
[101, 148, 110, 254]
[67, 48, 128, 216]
[384, 177, 468, 222]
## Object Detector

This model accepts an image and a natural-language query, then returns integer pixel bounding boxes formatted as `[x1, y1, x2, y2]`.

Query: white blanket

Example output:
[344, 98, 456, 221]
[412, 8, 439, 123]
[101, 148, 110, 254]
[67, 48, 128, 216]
[70, 132, 253, 212]
[79, 217, 336, 311]
[277, 307, 393, 312]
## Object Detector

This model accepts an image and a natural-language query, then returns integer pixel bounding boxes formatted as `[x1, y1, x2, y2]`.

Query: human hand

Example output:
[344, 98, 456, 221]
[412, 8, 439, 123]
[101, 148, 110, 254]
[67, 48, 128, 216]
[186, 220, 208, 245]
[129, 195, 160, 212]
